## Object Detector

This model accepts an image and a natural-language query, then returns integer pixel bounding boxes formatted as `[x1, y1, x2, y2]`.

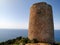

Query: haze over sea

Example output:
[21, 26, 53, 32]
[0, 29, 60, 42]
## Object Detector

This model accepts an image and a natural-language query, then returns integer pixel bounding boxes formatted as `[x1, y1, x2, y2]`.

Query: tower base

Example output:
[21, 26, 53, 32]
[25, 43, 52, 45]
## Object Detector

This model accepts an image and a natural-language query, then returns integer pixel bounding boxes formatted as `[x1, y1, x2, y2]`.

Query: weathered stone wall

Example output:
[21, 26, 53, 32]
[28, 2, 54, 43]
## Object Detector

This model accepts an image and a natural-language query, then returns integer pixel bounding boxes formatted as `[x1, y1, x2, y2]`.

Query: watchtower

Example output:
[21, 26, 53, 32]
[28, 2, 54, 44]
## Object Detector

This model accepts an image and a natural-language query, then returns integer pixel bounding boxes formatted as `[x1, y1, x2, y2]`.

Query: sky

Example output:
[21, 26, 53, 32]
[0, 0, 60, 29]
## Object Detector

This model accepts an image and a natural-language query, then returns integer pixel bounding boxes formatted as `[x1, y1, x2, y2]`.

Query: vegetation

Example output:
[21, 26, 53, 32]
[0, 36, 30, 45]
[0, 36, 60, 45]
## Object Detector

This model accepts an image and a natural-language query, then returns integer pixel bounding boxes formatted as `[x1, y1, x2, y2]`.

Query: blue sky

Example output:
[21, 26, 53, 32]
[0, 0, 60, 29]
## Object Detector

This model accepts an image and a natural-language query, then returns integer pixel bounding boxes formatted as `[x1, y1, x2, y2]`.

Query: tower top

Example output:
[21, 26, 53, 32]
[33, 2, 47, 5]
[31, 2, 52, 8]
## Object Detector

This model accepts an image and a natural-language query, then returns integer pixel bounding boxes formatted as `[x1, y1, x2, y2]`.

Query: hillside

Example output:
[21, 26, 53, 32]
[0, 36, 60, 45]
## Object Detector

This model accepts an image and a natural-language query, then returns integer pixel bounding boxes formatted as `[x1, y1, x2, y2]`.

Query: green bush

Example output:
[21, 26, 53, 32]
[0, 36, 60, 45]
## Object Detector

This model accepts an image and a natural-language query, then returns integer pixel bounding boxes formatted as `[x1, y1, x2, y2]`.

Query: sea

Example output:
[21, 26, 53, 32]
[0, 29, 60, 42]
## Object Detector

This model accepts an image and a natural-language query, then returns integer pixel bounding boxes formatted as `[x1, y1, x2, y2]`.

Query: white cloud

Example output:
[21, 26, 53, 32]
[0, 22, 20, 29]
[54, 23, 60, 30]
[20, 22, 28, 29]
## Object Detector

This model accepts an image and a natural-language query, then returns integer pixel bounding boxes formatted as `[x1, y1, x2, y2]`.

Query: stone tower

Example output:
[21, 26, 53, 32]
[28, 2, 54, 44]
